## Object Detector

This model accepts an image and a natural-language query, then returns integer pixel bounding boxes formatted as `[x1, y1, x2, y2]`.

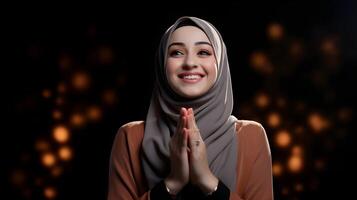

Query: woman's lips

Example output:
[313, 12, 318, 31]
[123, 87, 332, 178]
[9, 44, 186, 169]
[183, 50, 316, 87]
[178, 72, 204, 83]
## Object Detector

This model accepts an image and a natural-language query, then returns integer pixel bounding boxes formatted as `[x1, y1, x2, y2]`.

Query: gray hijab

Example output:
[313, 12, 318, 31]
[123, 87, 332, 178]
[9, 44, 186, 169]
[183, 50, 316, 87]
[141, 16, 238, 191]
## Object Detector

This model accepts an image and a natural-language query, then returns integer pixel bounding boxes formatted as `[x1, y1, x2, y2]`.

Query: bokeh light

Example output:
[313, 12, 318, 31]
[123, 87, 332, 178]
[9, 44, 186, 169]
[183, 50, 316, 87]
[267, 22, 284, 41]
[58, 146, 73, 161]
[43, 186, 57, 199]
[42, 153, 56, 168]
[52, 126, 70, 143]
[275, 130, 291, 148]
[288, 155, 303, 173]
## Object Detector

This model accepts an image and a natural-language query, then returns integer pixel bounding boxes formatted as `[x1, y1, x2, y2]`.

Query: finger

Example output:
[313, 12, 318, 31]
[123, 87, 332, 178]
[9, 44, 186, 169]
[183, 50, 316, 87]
[182, 127, 188, 148]
[180, 107, 186, 117]
[188, 110, 200, 141]
[182, 107, 188, 118]
[187, 110, 194, 129]
[177, 116, 185, 144]
[175, 115, 183, 137]
[188, 130, 200, 150]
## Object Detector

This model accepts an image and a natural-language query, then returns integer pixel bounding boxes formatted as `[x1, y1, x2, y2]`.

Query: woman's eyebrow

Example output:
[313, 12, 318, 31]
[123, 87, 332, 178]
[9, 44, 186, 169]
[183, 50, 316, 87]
[195, 41, 212, 46]
[168, 42, 184, 48]
[168, 41, 212, 48]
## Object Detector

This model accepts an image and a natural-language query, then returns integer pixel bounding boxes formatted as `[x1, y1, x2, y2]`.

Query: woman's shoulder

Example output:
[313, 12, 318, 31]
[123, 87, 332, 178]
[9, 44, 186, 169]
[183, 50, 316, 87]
[119, 120, 145, 131]
[115, 121, 145, 138]
[235, 120, 270, 152]
[235, 119, 265, 133]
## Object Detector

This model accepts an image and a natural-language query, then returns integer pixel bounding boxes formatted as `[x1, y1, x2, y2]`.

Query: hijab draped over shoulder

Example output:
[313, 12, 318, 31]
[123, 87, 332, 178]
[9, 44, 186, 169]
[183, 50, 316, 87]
[141, 16, 238, 191]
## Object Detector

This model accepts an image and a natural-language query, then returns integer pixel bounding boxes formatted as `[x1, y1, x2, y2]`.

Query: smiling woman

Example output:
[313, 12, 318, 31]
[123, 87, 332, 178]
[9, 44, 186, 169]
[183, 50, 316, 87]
[107, 16, 274, 200]
[166, 25, 218, 98]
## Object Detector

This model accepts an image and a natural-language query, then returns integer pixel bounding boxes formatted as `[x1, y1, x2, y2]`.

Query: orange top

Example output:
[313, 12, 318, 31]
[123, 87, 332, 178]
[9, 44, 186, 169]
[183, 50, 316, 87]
[108, 120, 274, 200]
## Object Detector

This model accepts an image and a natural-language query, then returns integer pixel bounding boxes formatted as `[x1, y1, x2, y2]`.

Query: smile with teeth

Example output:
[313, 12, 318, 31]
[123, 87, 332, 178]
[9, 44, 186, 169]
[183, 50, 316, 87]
[178, 73, 204, 83]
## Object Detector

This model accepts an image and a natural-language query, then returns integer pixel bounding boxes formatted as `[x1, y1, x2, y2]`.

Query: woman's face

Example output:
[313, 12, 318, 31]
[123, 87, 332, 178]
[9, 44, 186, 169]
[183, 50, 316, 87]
[166, 25, 218, 98]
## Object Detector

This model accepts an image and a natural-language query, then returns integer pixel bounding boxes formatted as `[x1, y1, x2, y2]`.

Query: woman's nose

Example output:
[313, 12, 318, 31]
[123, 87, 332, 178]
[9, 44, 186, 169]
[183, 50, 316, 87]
[182, 54, 198, 69]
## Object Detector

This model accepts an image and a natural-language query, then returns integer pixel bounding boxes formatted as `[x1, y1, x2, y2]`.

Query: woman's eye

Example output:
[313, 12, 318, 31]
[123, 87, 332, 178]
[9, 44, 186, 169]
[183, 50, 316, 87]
[198, 50, 211, 56]
[169, 50, 183, 57]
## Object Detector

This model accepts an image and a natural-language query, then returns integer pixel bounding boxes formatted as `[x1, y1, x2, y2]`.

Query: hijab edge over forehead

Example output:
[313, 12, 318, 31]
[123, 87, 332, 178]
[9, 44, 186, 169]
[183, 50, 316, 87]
[162, 16, 223, 69]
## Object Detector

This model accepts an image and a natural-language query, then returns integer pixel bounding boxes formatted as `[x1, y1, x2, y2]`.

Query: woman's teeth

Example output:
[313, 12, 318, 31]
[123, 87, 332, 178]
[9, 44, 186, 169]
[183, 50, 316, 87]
[182, 75, 201, 80]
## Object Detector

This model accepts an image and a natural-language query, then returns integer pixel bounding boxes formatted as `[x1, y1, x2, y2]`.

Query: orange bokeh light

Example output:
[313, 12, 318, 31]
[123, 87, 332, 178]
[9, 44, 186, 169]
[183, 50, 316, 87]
[308, 112, 329, 133]
[255, 93, 270, 108]
[58, 146, 73, 161]
[267, 23, 284, 41]
[42, 89, 51, 99]
[250, 51, 273, 74]
[272, 162, 283, 176]
[72, 71, 90, 91]
[70, 113, 86, 127]
[288, 155, 303, 173]
[42, 153, 56, 167]
[268, 112, 281, 128]
[52, 110, 62, 120]
[44, 186, 57, 199]
[87, 105, 102, 121]
[53, 125, 70, 143]
[275, 130, 291, 148]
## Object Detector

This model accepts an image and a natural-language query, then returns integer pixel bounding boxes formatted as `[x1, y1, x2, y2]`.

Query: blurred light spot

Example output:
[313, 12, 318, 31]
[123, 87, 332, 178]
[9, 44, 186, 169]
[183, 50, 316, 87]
[44, 186, 57, 199]
[98, 46, 114, 65]
[72, 71, 91, 91]
[42, 89, 52, 99]
[272, 162, 283, 176]
[308, 113, 329, 133]
[255, 93, 270, 108]
[58, 54, 72, 70]
[295, 126, 304, 135]
[267, 22, 284, 41]
[42, 153, 56, 167]
[57, 82, 67, 94]
[102, 89, 118, 105]
[276, 97, 286, 108]
[315, 159, 325, 170]
[291, 145, 303, 156]
[295, 102, 306, 112]
[288, 155, 303, 173]
[289, 41, 304, 60]
[295, 183, 304, 192]
[10, 170, 26, 186]
[58, 146, 73, 161]
[281, 187, 289, 195]
[338, 107, 352, 123]
[321, 36, 339, 56]
[56, 97, 64, 106]
[52, 110, 62, 120]
[267, 112, 281, 128]
[51, 166, 63, 177]
[87, 105, 102, 121]
[250, 51, 273, 74]
[53, 125, 70, 143]
[35, 139, 50, 152]
[275, 130, 291, 148]
[70, 113, 86, 127]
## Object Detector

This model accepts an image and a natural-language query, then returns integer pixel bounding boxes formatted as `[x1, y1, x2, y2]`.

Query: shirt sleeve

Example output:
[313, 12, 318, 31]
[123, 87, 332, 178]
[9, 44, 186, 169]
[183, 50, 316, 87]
[208, 180, 230, 200]
[229, 123, 274, 200]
